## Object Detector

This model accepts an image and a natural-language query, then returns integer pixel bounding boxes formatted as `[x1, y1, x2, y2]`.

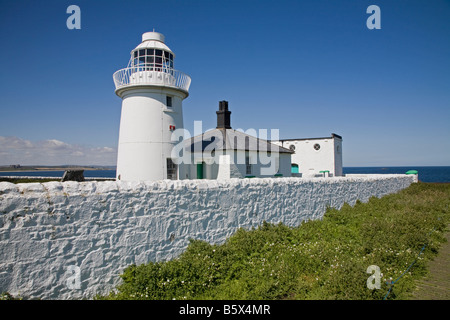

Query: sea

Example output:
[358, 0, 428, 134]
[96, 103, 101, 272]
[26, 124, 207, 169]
[343, 166, 450, 183]
[1, 166, 449, 183]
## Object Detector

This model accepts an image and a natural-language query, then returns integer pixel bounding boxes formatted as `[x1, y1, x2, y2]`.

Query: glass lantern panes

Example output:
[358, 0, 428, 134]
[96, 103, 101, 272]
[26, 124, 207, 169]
[129, 48, 174, 72]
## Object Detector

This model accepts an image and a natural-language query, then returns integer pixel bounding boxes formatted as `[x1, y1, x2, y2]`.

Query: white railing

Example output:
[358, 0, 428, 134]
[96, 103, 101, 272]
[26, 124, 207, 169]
[113, 67, 191, 93]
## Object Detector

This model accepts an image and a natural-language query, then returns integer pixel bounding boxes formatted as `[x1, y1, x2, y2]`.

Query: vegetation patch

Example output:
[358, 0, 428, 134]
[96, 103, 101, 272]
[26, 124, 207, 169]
[98, 183, 449, 300]
[0, 177, 113, 184]
[0, 177, 60, 184]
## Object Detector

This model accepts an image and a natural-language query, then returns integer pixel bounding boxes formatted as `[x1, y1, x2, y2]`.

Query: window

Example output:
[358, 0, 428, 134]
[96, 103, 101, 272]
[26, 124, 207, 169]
[130, 49, 174, 72]
[155, 57, 162, 71]
[314, 143, 321, 151]
[167, 158, 177, 180]
[245, 156, 252, 174]
[166, 96, 172, 107]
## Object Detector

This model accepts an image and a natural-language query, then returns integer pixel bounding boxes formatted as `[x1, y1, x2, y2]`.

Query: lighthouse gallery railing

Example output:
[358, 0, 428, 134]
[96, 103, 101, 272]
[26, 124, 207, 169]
[113, 67, 191, 93]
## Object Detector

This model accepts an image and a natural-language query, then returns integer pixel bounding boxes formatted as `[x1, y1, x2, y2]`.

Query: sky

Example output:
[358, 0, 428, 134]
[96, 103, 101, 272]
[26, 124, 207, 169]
[0, 0, 449, 167]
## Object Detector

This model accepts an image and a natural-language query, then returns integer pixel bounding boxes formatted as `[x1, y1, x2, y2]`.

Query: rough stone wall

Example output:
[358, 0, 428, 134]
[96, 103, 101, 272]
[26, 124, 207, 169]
[0, 175, 415, 299]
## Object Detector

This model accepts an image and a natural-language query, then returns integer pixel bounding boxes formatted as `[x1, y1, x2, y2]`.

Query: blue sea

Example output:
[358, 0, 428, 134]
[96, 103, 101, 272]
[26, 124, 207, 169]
[343, 166, 450, 183]
[1, 166, 449, 183]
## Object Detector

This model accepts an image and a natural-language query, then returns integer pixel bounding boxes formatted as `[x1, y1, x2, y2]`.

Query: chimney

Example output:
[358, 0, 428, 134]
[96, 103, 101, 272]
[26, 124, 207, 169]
[216, 100, 231, 129]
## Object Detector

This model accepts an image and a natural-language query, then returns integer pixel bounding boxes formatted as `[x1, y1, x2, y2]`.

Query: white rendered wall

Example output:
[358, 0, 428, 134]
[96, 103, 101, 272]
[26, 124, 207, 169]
[334, 138, 343, 176]
[227, 150, 291, 178]
[273, 138, 342, 177]
[184, 150, 292, 179]
[116, 87, 186, 181]
[0, 174, 415, 299]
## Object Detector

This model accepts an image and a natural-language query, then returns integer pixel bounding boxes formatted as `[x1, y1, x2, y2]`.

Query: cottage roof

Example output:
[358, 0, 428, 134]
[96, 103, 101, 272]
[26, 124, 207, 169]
[185, 128, 294, 154]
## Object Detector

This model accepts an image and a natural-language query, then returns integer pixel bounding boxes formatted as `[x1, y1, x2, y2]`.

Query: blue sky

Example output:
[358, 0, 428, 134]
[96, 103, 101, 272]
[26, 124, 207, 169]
[0, 0, 449, 166]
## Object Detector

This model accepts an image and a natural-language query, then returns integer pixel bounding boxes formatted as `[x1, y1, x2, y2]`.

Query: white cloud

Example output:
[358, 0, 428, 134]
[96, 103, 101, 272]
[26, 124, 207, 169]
[0, 136, 117, 166]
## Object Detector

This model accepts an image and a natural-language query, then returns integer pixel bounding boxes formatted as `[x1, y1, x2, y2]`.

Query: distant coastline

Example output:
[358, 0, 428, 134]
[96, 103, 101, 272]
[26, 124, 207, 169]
[0, 165, 115, 172]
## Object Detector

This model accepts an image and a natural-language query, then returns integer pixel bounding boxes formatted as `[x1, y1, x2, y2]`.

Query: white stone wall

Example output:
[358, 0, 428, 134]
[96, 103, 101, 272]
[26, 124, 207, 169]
[0, 175, 415, 299]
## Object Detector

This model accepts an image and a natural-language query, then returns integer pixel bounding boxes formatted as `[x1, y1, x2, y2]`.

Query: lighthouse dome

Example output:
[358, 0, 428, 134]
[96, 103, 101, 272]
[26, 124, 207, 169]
[132, 32, 174, 56]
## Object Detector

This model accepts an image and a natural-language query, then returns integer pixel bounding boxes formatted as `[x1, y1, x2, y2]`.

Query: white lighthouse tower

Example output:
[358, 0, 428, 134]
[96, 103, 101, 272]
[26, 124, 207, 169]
[113, 32, 191, 181]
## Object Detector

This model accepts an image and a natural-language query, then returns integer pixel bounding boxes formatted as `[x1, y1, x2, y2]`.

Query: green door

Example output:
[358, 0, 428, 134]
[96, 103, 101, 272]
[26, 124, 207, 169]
[291, 164, 299, 174]
[197, 163, 204, 179]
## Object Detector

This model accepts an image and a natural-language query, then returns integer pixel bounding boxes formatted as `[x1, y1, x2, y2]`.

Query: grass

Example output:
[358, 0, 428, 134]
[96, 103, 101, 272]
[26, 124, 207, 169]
[94, 182, 447, 300]
[0, 177, 61, 184]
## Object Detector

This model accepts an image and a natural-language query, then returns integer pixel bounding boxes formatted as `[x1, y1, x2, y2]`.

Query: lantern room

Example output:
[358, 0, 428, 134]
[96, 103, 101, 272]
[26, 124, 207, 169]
[128, 32, 174, 71]
[113, 31, 191, 96]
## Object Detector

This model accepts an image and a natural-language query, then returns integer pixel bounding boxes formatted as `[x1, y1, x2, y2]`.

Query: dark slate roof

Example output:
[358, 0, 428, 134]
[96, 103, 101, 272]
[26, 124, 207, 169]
[185, 128, 294, 154]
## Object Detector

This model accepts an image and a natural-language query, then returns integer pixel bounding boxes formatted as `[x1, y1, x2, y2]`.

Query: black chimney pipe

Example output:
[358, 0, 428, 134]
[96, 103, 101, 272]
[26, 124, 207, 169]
[216, 100, 231, 129]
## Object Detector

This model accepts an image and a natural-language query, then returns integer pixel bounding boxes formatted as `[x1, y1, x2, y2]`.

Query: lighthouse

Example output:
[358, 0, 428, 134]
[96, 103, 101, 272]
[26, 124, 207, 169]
[113, 32, 191, 181]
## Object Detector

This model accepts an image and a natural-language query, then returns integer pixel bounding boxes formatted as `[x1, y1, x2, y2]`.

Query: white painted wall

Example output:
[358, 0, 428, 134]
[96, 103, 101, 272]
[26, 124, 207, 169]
[116, 87, 186, 181]
[0, 174, 415, 299]
[334, 138, 343, 176]
[183, 150, 292, 179]
[273, 136, 343, 177]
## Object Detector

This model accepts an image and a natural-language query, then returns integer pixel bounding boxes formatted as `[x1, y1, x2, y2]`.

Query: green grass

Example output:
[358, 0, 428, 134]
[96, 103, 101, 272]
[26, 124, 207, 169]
[97, 183, 450, 300]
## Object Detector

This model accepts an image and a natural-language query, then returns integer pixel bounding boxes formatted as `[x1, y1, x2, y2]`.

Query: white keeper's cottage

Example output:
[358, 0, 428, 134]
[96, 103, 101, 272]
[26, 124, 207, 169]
[181, 101, 294, 180]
